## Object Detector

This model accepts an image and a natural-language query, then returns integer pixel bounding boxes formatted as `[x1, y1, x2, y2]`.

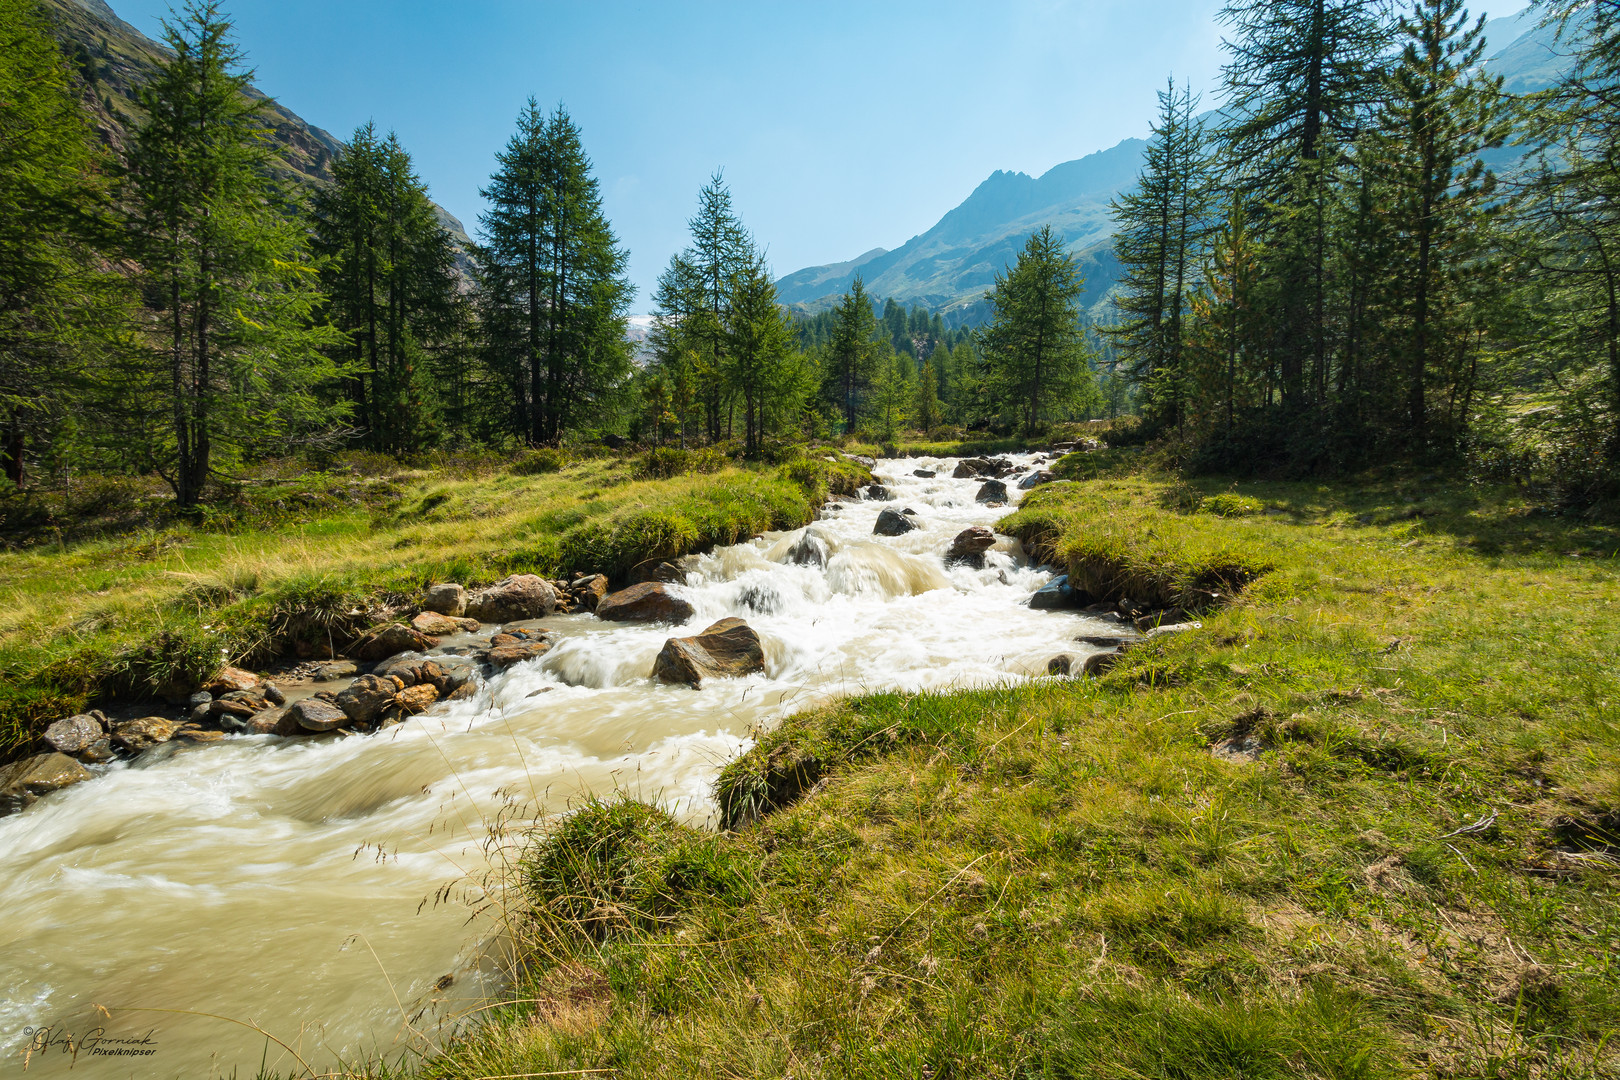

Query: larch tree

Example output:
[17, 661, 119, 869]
[822, 276, 880, 432]
[128, 0, 344, 507]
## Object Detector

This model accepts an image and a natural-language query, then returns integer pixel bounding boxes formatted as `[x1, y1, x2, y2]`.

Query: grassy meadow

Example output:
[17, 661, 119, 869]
[403, 464, 1620, 1080]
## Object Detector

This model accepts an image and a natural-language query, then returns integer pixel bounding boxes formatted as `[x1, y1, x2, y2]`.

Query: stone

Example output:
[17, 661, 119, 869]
[351, 624, 439, 662]
[1047, 655, 1073, 676]
[865, 484, 894, 501]
[1030, 574, 1084, 610]
[291, 698, 350, 733]
[334, 675, 402, 725]
[596, 581, 696, 623]
[313, 660, 359, 681]
[445, 681, 480, 702]
[653, 617, 766, 688]
[874, 507, 918, 536]
[41, 713, 104, 757]
[378, 656, 461, 693]
[78, 737, 116, 764]
[111, 717, 179, 755]
[209, 696, 262, 721]
[913, 469, 936, 478]
[1018, 470, 1056, 490]
[952, 458, 991, 479]
[422, 582, 468, 617]
[172, 727, 226, 745]
[1075, 634, 1133, 649]
[188, 690, 213, 708]
[465, 574, 557, 623]
[784, 530, 830, 567]
[1082, 651, 1121, 676]
[233, 706, 300, 736]
[0, 753, 93, 815]
[487, 639, 555, 669]
[945, 526, 996, 566]
[975, 479, 1009, 503]
[371, 650, 424, 675]
[206, 666, 260, 694]
[393, 683, 438, 716]
[429, 654, 477, 691]
[411, 610, 479, 636]
[262, 682, 286, 706]
[569, 574, 609, 612]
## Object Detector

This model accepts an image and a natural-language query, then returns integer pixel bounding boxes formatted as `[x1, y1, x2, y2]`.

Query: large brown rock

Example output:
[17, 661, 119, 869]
[206, 666, 260, 695]
[653, 617, 765, 688]
[465, 575, 557, 623]
[945, 526, 996, 567]
[596, 581, 695, 624]
[240, 706, 302, 736]
[0, 752, 93, 815]
[411, 611, 479, 636]
[570, 574, 609, 612]
[335, 675, 403, 725]
[953, 458, 991, 479]
[393, 683, 438, 716]
[421, 582, 468, 617]
[487, 639, 555, 669]
[290, 698, 349, 732]
[111, 717, 180, 755]
[42, 713, 105, 757]
[351, 623, 439, 662]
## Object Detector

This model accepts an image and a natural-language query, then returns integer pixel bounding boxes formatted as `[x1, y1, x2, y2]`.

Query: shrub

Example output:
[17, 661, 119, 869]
[637, 446, 728, 480]
[510, 448, 568, 476]
[1199, 492, 1263, 517]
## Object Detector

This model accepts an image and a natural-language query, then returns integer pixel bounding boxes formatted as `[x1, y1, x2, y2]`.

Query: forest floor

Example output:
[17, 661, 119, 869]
[406, 459, 1620, 1080]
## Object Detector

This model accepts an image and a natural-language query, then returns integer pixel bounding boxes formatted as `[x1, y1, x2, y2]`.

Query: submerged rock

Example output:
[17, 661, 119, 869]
[596, 581, 696, 623]
[465, 575, 557, 623]
[0, 752, 93, 815]
[785, 530, 830, 567]
[865, 484, 895, 501]
[421, 582, 468, 616]
[653, 617, 765, 688]
[1029, 574, 1085, 610]
[913, 469, 936, 478]
[874, 507, 918, 536]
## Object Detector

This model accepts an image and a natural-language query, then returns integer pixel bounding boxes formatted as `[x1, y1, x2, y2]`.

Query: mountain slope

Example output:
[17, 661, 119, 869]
[41, 0, 473, 251]
[778, 10, 1568, 324]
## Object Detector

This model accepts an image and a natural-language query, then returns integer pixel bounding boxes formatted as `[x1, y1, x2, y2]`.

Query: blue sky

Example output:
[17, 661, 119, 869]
[103, 0, 1524, 306]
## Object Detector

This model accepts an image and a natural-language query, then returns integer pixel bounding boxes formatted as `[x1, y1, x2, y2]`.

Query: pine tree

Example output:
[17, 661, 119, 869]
[313, 124, 463, 453]
[128, 1, 345, 507]
[0, 0, 128, 488]
[979, 226, 1094, 436]
[869, 344, 915, 441]
[915, 358, 943, 432]
[1106, 79, 1215, 428]
[723, 253, 795, 455]
[822, 276, 880, 432]
[479, 100, 632, 446]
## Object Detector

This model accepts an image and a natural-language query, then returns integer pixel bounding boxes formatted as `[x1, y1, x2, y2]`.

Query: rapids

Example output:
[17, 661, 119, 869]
[0, 452, 1111, 1077]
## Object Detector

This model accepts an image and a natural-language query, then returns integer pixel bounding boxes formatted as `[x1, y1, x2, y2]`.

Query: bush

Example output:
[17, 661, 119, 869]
[509, 448, 568, 476]
[1199, 492, 1263, 517]
[637, 446, 728, 480]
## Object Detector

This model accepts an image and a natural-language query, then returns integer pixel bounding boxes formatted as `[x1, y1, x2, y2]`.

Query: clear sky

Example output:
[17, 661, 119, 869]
[100, 0, 1523, 307]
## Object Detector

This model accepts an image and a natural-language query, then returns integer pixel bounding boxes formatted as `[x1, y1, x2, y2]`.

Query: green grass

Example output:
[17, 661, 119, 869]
[398, 466, 1620, 1080]
[0, 452, 870, 760]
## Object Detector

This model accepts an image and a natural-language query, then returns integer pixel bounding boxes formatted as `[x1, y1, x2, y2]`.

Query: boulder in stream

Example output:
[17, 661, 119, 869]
[421, 582, 468, 616]
[975, 479, 1009, 503]
[334, 675, 402, 725]
[653, 617, 765, 688]
[865, 484, 895, 501]
[290, 698, 350, 733]
[952, 457, 991, 478]
[874, 507, 918, 536]
[1029, 573, 1087, 610]
[206, 666, 260, 695]
[392, 683, 439, 716]
[596, 581, 696, 623]
[487, 635, 556, 669]
[0, 752, 93, 815]
[913, 469, 936, 478]
[465, 575, 557, 623]
[945, 526, 997, 567]
[1018, 470, 1056, 490]
[569, 574, 609, 612]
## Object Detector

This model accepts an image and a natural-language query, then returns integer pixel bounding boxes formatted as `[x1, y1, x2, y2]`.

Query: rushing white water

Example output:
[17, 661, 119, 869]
[0, 453, 1111, 1078]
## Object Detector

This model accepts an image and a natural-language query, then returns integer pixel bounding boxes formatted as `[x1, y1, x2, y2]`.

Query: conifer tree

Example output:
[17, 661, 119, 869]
[723, 253, 795, 455]
[869, 344, 915, 441]
[822, 276, 880, 432]
[479, 100, 632, 446]
[0, 0, 127, 488]
[128, 1, 344, 507]
[1107, 79, 1215, 428]
[979, 226, 1095, 436]
[314, 123, 463, 453]
[915, 358, 943, 431]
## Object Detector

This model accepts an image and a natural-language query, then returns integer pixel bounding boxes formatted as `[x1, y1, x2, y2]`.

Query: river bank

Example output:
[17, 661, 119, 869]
[412, 468, 1620, 1080]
